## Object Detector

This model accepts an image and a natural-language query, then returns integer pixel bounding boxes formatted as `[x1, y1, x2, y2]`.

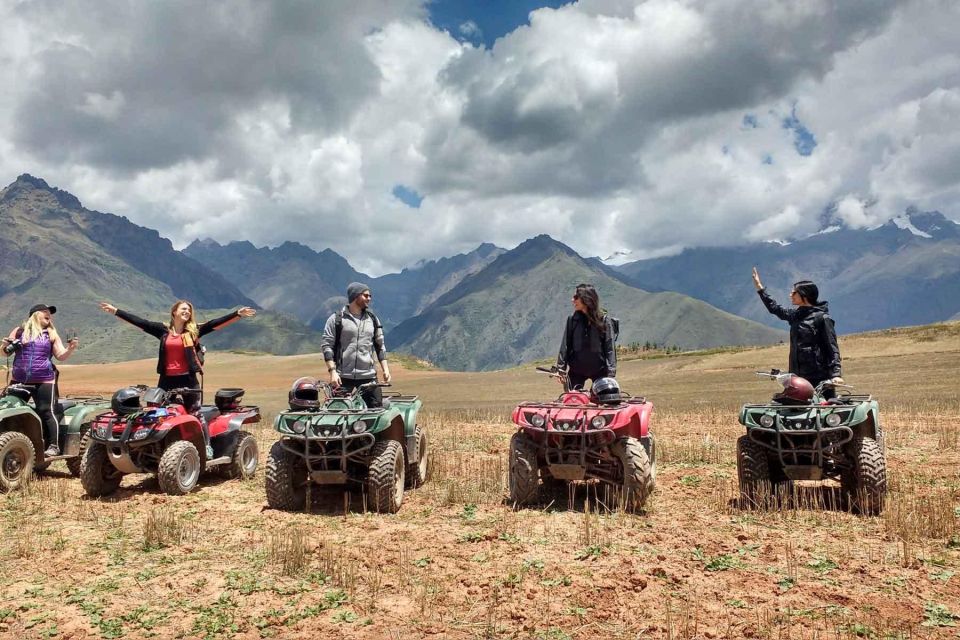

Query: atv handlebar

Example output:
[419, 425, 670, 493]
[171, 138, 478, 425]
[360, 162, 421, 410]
[535, 366, 570, 392]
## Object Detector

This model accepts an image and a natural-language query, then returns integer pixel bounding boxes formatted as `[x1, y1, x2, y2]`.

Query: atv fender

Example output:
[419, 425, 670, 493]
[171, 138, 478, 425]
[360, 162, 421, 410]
[157, 415, 205, 451]
[0, 409, 44, 465]
[208, 409, 260, 439]
[381, 415, 405, 444]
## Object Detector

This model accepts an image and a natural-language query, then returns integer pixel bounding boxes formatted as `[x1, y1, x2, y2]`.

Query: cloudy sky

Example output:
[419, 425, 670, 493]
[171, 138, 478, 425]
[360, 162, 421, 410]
[1, 0, 958, 274]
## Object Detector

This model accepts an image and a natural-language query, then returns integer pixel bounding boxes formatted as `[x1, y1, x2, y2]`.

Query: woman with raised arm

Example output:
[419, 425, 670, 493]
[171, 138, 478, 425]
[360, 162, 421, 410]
[98, 300, 256, 408]
[555, 283, 617, 391]
[752, 267, 843, 396]
[3, 304, 79, 455]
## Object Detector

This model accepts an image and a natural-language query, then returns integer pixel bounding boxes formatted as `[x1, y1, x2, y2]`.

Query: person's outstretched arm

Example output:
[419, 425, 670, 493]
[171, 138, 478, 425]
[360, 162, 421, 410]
[197, 306, 256, 337]
[100, 302, 167, 338]
[752, 268, 795, 322]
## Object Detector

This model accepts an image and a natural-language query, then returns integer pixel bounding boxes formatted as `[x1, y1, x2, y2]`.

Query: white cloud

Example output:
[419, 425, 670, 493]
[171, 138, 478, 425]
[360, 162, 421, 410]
[1, 0, 958, 275]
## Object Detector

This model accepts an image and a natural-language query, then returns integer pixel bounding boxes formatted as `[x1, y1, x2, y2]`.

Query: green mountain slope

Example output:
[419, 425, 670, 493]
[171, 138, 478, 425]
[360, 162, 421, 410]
[0, 175, 322, 363]
[389, 235, 785, 371]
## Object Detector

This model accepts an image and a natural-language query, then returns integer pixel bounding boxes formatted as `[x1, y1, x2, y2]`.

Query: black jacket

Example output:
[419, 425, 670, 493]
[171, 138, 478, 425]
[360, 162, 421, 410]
[757, 289, 841, 382]
[557, 312, 617, 378]
[115, 309, 241, 375]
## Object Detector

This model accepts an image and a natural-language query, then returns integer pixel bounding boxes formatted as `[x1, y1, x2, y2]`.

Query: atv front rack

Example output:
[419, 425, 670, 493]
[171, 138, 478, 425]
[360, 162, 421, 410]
[279, 408, 387, 484]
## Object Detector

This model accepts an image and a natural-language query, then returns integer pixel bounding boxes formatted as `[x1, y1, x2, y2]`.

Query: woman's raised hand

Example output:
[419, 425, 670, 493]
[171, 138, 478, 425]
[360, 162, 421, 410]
[751, 267, 764, 291]
[237, 307, 256, 318]
[99, 301, 118, 315]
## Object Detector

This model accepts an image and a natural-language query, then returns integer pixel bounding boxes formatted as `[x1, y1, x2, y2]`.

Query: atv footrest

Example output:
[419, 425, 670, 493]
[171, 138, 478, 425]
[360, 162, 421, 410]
[310, 470, 348, 484]
[548, 464, 586, 481]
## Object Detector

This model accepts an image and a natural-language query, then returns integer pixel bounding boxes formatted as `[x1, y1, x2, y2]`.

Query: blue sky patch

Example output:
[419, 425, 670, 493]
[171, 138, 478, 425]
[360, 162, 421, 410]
[781, 104, 817, 156]
[428, 0, 569, 47]
[393, 184, 424, 208]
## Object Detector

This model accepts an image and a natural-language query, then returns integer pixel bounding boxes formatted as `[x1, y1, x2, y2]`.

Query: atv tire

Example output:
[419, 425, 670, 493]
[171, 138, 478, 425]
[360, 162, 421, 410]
[66, 428, 92, 477]
[406, 424, 428, 489]
[508, 431, 540, 506]
[265, 440, 307, 511]
[0, 431, 36, 492]
[80, 441, 122, 497]
[368, 440, 405, 513]
[737, 435, 773, 508]
[841, 436, 886, 515]
[611, 436, 655, 512]
[157, 440, 202, 495]
[219, 431, 259, 480]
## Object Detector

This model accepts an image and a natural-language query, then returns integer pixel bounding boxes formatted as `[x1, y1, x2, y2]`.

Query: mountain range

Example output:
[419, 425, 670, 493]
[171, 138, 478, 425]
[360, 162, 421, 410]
[3, 174, 957, 371]
[0, 175, 320, 363]
[613, 209, 960, 333]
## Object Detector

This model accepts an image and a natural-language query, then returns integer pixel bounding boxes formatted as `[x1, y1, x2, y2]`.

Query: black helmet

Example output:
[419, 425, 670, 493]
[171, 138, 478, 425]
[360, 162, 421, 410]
[111, 387, 142, 415]
[591, 377, 621, 405]
[289, 377, 321, 410]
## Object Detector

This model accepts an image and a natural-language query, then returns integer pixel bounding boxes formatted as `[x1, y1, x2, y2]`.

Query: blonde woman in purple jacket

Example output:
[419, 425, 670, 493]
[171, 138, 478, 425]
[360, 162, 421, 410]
[3, 304, 78, 455]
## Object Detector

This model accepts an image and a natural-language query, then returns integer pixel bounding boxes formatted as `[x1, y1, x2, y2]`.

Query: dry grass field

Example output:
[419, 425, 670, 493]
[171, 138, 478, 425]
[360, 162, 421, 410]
[1, 323, 958, 639]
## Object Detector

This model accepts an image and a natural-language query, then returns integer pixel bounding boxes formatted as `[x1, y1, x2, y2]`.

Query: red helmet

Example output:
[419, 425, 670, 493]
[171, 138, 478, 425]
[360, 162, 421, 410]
[289, 377, 322, 410]
[774, 375, 814, 404]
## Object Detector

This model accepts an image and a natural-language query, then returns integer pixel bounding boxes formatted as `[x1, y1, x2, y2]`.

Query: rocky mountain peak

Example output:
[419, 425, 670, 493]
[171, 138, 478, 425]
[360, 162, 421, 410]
[902, 208, 958, 238]
[2, 174, 83, 210]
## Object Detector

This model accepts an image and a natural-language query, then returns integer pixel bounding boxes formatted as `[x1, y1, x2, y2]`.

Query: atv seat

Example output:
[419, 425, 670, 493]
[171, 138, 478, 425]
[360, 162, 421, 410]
[214, 388, 245, 411]
[5, 385, 32, 402]
[57, 399, 78, 413]
[380, 398, 391, 410]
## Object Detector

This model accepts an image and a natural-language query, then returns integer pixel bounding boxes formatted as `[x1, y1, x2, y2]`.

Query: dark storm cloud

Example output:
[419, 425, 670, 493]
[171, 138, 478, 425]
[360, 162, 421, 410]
[431, 0, 900, 197]
[10, 0, 423, 173]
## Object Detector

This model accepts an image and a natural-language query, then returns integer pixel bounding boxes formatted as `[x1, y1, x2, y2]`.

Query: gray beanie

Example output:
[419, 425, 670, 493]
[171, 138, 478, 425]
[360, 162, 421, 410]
[347, 282, 370, 303]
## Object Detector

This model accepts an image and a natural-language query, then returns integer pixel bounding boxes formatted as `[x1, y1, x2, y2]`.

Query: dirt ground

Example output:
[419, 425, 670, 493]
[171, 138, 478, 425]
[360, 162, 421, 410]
[0, 324, 958, 639]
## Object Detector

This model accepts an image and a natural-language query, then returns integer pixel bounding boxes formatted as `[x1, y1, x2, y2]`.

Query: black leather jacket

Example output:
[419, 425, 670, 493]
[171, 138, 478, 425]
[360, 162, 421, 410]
[757, 289, 841, 382]
[556, 312, 617, 378]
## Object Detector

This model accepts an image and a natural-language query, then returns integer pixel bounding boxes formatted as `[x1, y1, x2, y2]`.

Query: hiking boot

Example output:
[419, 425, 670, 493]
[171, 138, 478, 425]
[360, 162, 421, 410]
[44, 445, 60, 457]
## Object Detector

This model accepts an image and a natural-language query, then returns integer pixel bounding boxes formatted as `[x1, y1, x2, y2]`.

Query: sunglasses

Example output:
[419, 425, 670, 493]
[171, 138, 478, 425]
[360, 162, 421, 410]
[572, 293, 581, 300]
[361, 293, 372, 299]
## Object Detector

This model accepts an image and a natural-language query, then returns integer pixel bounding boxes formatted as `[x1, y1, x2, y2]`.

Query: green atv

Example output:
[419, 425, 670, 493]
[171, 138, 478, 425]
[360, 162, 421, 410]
[737, 370, 886, 514]
[265, 379, 427, 513]
[0, 383, 111, 491]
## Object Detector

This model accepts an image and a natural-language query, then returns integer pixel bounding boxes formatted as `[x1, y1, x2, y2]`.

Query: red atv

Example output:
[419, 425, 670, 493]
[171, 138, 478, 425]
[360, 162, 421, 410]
[81, 386, 261, 496]
[509, 367, 656, 511]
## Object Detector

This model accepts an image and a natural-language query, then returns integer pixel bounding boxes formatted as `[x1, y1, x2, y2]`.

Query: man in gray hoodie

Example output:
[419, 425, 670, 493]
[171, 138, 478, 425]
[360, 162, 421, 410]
[322, 282, 391, 408]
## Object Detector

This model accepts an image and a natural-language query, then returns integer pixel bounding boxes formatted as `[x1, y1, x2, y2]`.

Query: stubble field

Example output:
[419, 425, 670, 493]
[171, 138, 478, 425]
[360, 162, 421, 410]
[1, 323, 958, 639]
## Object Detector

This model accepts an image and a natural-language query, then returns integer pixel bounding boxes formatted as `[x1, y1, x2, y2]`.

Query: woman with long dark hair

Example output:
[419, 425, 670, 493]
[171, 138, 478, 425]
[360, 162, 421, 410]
[3, 304, 78, 455]
[556, 283, 616, 390]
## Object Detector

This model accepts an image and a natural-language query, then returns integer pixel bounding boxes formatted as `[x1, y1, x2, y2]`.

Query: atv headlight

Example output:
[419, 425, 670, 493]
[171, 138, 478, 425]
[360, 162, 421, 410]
[529, 414, 546, 428]
[291, 418, 308, 434]
[352, 419, 371, 434]
[131, 427, 151, 440]
[759, 414, 775, 428]
[556, 421, 576, 432]
[824, 413, 842, 427]
[320, 425, 340, 438]
[590, 416, 606, 429]
[95, 425, 109, 439]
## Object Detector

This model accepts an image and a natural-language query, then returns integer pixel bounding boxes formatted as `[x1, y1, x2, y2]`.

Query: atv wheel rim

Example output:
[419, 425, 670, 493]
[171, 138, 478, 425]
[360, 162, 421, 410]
[3, 449, 26, 479]
[178, 452, 200, 489]
[240, 441, 257, 475]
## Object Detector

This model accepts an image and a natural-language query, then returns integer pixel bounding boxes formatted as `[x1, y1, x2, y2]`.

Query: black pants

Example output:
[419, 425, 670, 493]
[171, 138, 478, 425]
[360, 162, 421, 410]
[339, 377, 382, 408]
[18, 381, 58, 450]
[568, 369, 608, 392]
[158, 373, 201, 412]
